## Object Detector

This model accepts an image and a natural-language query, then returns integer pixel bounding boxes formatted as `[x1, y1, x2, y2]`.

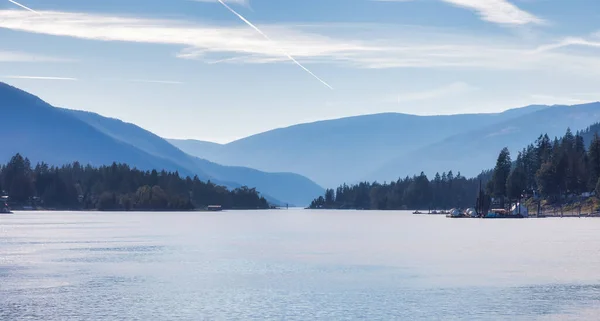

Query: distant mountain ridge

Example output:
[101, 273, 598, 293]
[0, 82, 324, 206]
[169, 105, 552, 187]
[171, 103, 600, 188]
[370, 102, 600, 182]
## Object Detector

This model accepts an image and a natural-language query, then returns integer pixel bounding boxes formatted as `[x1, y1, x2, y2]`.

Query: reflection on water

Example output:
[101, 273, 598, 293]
[2, 210, 600, 320]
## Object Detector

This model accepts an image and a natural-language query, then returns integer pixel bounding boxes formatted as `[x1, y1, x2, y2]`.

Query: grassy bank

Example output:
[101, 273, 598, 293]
[523, 197, 600, 217]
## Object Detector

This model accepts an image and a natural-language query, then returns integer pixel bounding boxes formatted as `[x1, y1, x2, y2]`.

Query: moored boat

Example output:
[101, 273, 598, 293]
[446, 208, 468, 218]
[207, 205, 223, 212]
[0, 196, 12, 214]
[483, 208, 527, 219]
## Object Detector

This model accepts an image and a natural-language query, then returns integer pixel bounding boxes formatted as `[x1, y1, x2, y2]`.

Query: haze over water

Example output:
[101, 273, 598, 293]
[2, 210, 600, 320]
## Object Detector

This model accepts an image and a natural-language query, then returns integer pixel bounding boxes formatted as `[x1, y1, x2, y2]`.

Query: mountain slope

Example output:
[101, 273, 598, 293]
[169, 139, 224, 157]
[0, 82, 324, 206]
[370, 103, 600, 181]
[0, 82, 190, 175]
[64, 108, 324, 206]
[170, 105, 548, 187]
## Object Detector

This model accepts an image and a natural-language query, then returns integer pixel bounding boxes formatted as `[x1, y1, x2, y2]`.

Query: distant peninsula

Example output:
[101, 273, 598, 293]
[1, 154, 270, 212]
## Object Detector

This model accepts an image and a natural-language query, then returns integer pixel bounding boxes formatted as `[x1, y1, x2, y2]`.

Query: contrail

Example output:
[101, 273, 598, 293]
[216, 0, 333, 90]
[1, 75, 77, 80]
[7, 0, 41, 14]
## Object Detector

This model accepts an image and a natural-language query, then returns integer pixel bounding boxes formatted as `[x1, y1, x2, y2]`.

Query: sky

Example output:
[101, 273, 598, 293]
[1, 0, 600, 143]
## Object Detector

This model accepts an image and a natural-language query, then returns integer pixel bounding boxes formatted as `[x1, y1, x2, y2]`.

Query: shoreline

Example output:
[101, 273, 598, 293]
[5, 207, 272, 212]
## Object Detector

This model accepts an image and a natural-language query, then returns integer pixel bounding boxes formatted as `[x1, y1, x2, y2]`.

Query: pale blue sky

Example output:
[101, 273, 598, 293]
[1, 0, 600, 142]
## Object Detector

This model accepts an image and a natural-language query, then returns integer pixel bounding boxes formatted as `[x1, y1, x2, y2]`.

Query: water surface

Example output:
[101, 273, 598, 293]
[2, 210, 600, 320]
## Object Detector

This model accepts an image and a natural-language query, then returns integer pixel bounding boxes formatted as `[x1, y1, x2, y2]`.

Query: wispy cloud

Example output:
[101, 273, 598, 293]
[0, 75, 184, 84]
[372, 0, 543, 25]
[441, 0, 543, 25]
[0, 50, 71, 62]
[0, 75, 77, 80]
[204, 54, 257, 64]
[529, 94, 592, 106]
[0, 10, 377, 67]
[534, 37, 600, 53]
[0, 10, 598, 76]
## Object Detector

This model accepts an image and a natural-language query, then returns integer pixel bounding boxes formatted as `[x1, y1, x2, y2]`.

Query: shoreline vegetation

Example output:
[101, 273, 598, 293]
[309, 123, 600, 217]
[0, 154, 270, 212]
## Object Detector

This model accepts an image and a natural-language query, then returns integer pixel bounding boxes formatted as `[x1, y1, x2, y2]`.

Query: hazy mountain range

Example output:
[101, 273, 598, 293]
[170, 103, 600, 188]
[5, 80, 600, 205]
[0, 82, 324, 206]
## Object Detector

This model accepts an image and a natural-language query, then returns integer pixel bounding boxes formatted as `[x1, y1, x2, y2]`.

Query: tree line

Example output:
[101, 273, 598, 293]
[309, 122, 600, 211]
[489, 124, 600, 208]
[0, 154, 269, 211]
[310, 170, 492, 210]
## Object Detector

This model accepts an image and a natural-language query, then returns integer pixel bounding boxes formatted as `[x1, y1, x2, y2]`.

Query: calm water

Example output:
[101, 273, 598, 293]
[2, 210, 600, 320]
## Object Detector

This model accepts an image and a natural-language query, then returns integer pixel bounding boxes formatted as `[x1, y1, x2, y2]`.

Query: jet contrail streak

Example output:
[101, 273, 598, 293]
[1, 75, 77, 80]
[7, 0, 41, 14]
[216, 0, 333, 90]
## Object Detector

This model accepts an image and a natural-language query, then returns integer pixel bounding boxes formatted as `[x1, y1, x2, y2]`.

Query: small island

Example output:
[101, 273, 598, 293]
[0, 153, 270, 212]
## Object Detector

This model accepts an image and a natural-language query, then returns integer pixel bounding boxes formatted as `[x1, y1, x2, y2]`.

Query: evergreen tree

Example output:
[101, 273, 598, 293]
[324, 188, 335, 206]
[3, 154, 34, 203]
[491, 147, 512, 207]
[506, 152, 527, 201]
[589, 133, 600, 190]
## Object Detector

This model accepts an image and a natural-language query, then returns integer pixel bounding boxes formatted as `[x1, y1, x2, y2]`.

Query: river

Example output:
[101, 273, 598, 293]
[2, 210, 600, 320]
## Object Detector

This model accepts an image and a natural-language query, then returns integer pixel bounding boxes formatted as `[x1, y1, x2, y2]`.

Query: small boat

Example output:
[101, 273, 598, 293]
[483, 208, 526, 219]
[207, 205, 223, 212]
[0, 196, 12, 214]
[413, 210, 422, 214]
[446, 208, 468, 218]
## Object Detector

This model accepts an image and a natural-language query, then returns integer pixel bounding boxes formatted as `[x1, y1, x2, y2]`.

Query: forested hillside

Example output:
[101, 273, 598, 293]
[0, 154, 269, 211]
[0, 82, 324, 207]
[310, 171, 491, 210]
[309, 123, 600, 211]
[488, 123, 600, 206]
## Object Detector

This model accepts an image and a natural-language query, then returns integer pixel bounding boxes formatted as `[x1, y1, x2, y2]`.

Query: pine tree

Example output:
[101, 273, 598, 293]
[324, 188, 335, 206]
[507, 152, 527, 201]
[3, 154, 34, 203]
[589, 133, 600, 190]
[492, 147, 512, 207]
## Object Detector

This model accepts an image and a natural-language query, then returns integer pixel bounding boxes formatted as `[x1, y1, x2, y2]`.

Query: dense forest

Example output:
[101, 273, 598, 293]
[0, 154, 269, 211]
[309, 171, 491, 210]
[309, 123, 600, 211]
[490, 124, 600, 207]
